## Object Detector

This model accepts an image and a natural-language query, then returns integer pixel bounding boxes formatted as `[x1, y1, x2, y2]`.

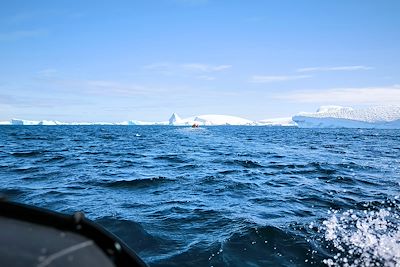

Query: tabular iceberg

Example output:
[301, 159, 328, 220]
[11, 119, 41, 125]
[293, 105, 400, 129]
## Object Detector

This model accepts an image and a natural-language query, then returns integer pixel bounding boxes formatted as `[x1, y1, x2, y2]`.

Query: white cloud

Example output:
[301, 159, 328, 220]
[43, 78, 155, 97]
[143, 62, 171, 70]
[250, 75, 311, 83]
[297, 65, 373, 73]
[196, 75, 216, 81]
[143, 62, 231, 80]
[275, 85, 400, 105]
[70, 80, 152, 96]
[181, 63, 231, 72]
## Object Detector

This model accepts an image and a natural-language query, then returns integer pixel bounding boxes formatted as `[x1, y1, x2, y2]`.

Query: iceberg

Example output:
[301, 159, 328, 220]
[9, 119, 64, 125]
[168, 113, 256, 126]
[38, 120, 62, 126]
[168, 113, 185, 125]
[3, 106, 400, 128]
[11, 119, 40, 125]
[293, 105, 400, 129]
[193, 115, 255, 126]
[258, 117, 296, 127]
[118, 120, 168, 126]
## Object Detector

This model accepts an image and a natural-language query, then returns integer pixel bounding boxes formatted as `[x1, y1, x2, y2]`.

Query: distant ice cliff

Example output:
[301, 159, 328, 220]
[293, 105, 400, 129]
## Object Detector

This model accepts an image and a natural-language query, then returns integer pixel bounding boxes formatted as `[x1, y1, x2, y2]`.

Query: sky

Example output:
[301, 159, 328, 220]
[1, 0, 400, 122]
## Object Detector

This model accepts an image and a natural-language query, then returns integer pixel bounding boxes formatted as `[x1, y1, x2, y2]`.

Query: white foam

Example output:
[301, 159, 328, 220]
[322, 206, 400, 267]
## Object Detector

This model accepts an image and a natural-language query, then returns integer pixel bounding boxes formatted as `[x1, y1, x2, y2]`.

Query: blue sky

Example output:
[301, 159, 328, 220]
[1, 0, 399, 122]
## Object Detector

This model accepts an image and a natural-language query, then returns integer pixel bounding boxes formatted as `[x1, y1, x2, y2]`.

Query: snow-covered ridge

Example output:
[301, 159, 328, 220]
[293, 105, 400, 128]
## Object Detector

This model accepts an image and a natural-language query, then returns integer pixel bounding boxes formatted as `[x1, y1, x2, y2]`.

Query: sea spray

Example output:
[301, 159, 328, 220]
[322, 203, 400, 267]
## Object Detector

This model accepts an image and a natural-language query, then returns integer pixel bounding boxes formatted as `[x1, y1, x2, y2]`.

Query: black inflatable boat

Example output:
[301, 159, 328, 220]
[0, 200, 148, 267]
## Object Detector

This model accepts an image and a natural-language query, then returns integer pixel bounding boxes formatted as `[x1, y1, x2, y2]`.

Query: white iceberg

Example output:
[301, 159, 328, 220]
[168, 113, 187, 125]
[117, 120, 168, 126]
[194, 115, 255, 126]
[11, 119, 40, 125]
[168, 113, 256, 126]
[293, 105, 400, 129]
[258, 117, 297, 126]
[38, 120, 63, 125]
[9, 119, 64, 125]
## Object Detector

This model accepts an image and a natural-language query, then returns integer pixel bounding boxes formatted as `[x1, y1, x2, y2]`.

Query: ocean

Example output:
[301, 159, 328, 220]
[1, 126, 399, 266]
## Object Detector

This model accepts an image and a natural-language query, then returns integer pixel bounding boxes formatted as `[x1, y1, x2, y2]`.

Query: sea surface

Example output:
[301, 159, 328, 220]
[1, 126, 399, 267]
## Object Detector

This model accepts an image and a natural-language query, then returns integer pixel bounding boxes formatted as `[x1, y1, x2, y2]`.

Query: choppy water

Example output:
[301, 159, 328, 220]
[1, 126, 400, 266]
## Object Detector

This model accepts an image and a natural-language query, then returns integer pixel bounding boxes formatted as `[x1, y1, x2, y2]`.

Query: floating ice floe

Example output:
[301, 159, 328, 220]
[292, 105, 400, 129]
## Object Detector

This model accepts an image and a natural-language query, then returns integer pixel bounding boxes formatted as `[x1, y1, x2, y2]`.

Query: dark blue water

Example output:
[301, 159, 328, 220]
[1, 126, 400, 266]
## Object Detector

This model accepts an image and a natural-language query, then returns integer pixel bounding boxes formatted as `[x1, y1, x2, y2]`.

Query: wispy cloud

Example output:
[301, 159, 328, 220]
[181, 63, 232, 72]
[0, 92, 82, 108]
[37, 68, 58, 78]
[250, 75, 312, 83]
[297, 65, 373, 73]
[0, 29, 47, 41]
[196, 75, 216, 81]
[275, 85, 400, 105]
[143, 62, 231, 80]
[54, 79, 153, 96]
[5, 13, 38, 24]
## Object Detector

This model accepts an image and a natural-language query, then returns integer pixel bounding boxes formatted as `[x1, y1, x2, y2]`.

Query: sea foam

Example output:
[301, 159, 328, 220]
[322, 204, 400, 267]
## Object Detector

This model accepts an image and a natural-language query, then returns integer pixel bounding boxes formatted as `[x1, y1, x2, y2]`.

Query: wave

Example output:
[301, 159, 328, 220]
[225, 159, 263, 169]
[0, 188, 26, 199]
[218, 169, 241, 175]
[211, 225, 324, 267]
[95, 216, 178, 256]
[154, 155, 187, 164]
[13, 166, 44, 173]
[94, 176, 174, 189]
[38, 155, 67, 163]
[10, 151, 44, 157]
